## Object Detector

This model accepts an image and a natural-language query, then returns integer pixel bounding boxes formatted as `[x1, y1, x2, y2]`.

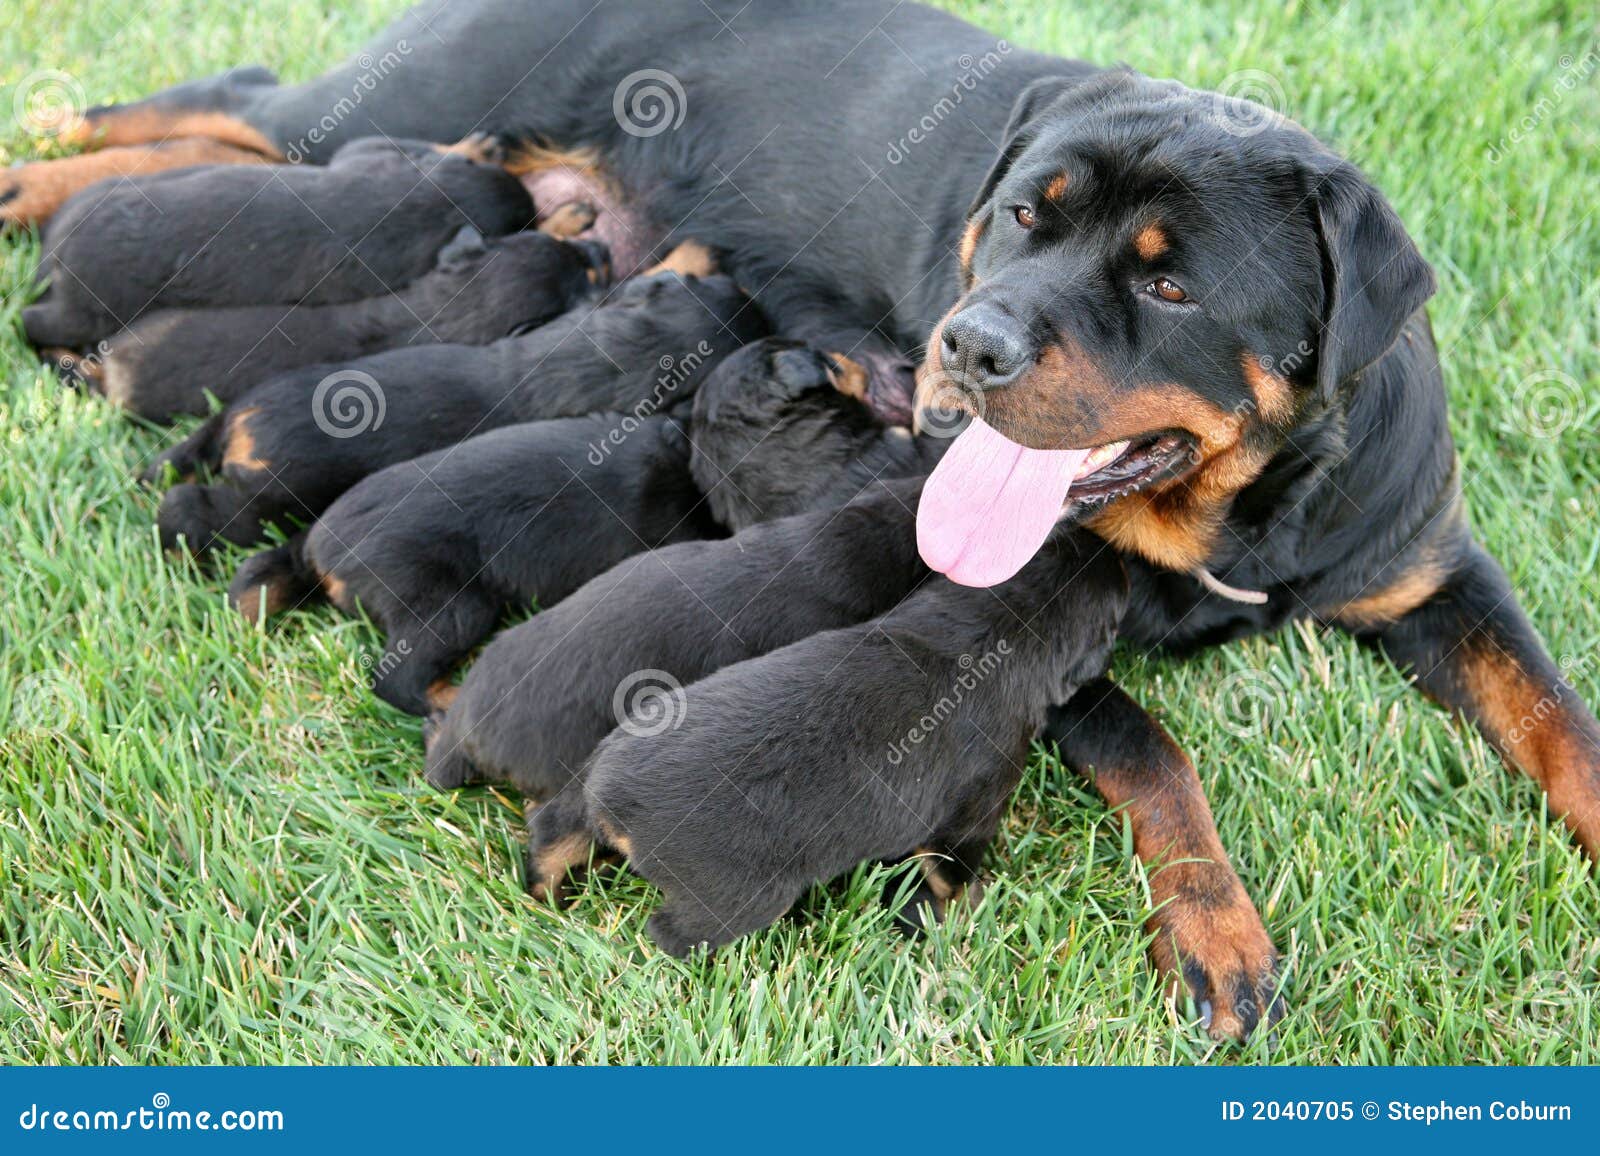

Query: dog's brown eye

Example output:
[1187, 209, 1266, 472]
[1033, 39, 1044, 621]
[1013, 204, 1037, 229]
[1148, 277, 1188, 303]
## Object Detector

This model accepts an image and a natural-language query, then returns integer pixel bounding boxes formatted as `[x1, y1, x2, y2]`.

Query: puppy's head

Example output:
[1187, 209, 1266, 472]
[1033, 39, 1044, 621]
[920, 71, 1435, 565]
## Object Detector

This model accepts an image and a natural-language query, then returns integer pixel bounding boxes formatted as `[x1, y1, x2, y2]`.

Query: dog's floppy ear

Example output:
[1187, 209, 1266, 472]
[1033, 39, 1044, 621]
[965, 76, 1080, 219]
[1310, 162, 1436, 399]
[435, 225, 488, 271]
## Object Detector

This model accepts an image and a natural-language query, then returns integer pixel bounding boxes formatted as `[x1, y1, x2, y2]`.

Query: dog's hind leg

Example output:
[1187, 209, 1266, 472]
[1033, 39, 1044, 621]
[1344, 539, 1600, 857]
[58, 67, 283, 154]
[361, 592, 502, 717]
[229, 534, 322, 623]
[157, 482, 271, 554]
[1, 139, 275, 230]
[140, 413, 227, 486]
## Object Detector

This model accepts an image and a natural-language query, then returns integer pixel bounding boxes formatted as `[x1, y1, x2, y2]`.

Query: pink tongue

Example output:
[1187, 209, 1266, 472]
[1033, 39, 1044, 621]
[917, 416, 1090, 587]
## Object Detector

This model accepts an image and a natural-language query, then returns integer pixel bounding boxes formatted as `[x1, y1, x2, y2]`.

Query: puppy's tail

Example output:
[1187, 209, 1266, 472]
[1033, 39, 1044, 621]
[140, 411, 226, 486]
[229, 532, 319, 623]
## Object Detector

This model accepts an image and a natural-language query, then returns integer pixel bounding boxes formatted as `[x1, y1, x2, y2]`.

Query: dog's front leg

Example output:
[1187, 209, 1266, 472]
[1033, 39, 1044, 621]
[1339, 539, 1600, 856]
[1044, 678, 1282, 1043]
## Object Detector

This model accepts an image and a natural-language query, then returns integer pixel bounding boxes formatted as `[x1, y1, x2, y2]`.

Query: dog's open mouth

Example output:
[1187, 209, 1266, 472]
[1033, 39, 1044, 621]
[916, 418, 1196, 587]
[1065, 432, 1194, 506]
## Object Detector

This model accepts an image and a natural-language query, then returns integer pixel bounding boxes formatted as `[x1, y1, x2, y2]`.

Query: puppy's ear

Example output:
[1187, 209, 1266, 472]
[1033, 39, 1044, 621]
[1310, 162, 1436, 399]
[965, 76, 1079, 219]
[435, 225, 488, 271]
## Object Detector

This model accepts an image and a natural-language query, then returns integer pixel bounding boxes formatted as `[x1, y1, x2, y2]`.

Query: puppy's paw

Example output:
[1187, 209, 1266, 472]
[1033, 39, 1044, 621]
[0, 160, 72, 229]
[644, 239, 717, 278]
[443, 131, 509, 167]
[157, 482, 258, 555]
[645, 906, 713, 958]
[537, 200, 597, 239]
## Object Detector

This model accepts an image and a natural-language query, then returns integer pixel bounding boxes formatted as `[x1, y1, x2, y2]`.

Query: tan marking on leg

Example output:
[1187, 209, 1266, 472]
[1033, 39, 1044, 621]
[221, 406, 269, 473]
[320, 571, 348, 608]
[1, 140, 271, 227]
[1329, 481, 1462, 629]
[529, 830, 593, 902]
[1133, 222, 1168, 262]
[61, 108, 282, 157]
[645, 239, 716, 278]
[914, 847, 956, 903]
[824, 353, 870, 402]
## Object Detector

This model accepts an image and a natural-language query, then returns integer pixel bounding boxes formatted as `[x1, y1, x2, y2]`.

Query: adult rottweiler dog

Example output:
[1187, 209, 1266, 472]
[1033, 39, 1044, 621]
[14, 0, 1596, 1041]
[145, 266, 767, 554]
[88, 226, 608, 422]
[22, 134, 535, 349]
[229, 340, 929, 716]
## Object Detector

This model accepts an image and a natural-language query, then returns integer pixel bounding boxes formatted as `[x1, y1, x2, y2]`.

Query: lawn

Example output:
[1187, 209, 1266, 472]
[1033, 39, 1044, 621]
[1, 0, 1597, 1064]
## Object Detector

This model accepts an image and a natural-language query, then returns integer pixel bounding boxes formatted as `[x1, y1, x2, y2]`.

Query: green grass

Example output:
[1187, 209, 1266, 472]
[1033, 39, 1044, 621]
[2, 0, 1597, 1064]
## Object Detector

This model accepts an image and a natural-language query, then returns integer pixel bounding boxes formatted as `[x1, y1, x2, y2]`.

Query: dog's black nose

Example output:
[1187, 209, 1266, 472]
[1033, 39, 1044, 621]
[940, 303, 1030, 388]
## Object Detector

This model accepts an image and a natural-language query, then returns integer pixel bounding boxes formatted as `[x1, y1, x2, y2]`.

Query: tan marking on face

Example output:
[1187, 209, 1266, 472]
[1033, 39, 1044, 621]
[221, 407, 270, 474]
[62, 108, 282, 158]
[537, 201, 596, 238]
[825, 353, 871, 402]
[644, 239, 717, 278]
[1240, 353, 1295, 425]
[426, 680, 460, 712]
[958, 215, 989, 286]
[0, 140, 271, 228]
[1044, 172, 1070, 202]
[1133, 222, 1168, 262]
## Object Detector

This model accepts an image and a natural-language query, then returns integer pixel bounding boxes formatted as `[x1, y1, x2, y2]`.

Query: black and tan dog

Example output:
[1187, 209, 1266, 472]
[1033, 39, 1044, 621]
[89, 225, 607, 422]
[145, 265, 767, 554]
[230, 341, 932, 716]
[23, 135, 534, 349]
[14, 0, 1596, 1041]
[568, 525, 1126, 956]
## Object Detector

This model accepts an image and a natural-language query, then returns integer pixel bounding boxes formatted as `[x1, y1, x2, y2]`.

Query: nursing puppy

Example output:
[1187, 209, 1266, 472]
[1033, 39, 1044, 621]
[576, 527, 1127, 956]
[232, 410, 719, 716]
[147, 269, 766, 554]
[231, 341, 931, 715]
[93, 227, 608, 422]
[424, 475, 931, 801]
[22, 135, 534, 349]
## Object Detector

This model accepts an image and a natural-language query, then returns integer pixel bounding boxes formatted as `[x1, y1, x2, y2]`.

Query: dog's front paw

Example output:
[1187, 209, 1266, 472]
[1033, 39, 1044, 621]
[1148, 865, 1283, 1044]
[0, 160, 70, 229]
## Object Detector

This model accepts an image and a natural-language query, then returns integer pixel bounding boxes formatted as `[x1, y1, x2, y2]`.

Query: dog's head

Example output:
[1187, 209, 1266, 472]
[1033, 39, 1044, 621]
[918, 71, 1435, 569]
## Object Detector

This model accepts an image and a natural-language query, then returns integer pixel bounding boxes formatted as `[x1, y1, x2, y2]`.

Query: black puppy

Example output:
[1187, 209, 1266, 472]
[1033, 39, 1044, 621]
[147, 268, 767, 553]
[576, 527, 1127, 956]
[424, 476, 930, 803]
[230, 341, 932, 715]
[92, 226, 607, 422]
[22, 135, 534, 348]
[232, 410, 719, 716]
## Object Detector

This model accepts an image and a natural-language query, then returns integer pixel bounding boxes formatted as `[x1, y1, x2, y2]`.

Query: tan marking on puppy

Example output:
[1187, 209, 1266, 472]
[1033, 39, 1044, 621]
[438, 133, 503, 165]
[825, 353, 871, 402]
[0, 140, 271, 228]
[914, 848, 956, 902]
[592, 815, 634, 860]
[320, 570, 349, 609]
[503, 141, 605, 179]
[62, 108, 282, 158]
[220, 407, 273, 474]
[233, 573, 300, 624]
[644, 239, 717, 278]
[538, 200, 596, 238]
[426, 680, 460, 712]
[529, 831, 593, 902]
[1044, 171, 1070, 202]
[1240, 353, 1295, 425]
[1133, 222, 1168, 262]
